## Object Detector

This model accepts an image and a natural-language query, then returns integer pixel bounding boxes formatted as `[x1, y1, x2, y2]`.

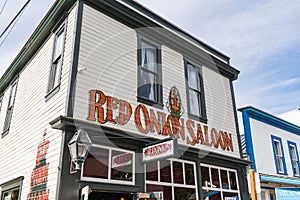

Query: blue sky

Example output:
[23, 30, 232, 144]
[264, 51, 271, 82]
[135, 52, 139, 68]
[1, 0, 300, 116]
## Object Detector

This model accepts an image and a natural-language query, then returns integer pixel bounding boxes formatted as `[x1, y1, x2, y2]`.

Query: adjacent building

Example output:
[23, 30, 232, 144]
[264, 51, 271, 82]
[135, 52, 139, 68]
[239, 106, 300, 200]
[0, 0, 249, 199]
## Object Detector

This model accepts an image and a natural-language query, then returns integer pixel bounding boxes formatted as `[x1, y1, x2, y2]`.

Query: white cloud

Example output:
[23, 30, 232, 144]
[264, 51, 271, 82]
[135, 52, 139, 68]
[257, 77, 300, 92]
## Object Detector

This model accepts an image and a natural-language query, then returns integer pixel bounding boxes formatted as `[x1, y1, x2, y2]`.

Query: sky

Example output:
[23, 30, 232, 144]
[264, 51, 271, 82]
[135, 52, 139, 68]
[1, 0, 300, 117]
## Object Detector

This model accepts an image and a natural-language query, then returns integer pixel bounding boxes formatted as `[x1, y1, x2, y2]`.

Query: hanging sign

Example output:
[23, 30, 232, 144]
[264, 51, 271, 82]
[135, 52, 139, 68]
[143, 138, 177, 162]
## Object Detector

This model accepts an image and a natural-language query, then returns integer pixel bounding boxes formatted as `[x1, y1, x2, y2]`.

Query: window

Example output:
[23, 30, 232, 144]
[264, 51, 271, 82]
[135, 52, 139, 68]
[47, 25, 65, 96]
[0, 95, 3, 112]
[2, 80, 18, 135]
[271, 135, 287, 174]
[288, 141, 300, 176]
[0, 177, 23, 200]
[137, 38, 162, 107]
[145, 159, 197, 200]
[201, 164, 240, 200]
[82, 145, 135, 185]
[185, 60, 207, 122]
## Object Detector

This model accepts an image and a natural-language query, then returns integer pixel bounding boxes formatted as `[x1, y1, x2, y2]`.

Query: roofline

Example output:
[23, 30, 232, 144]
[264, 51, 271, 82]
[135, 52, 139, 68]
[0, 0, 240, 93]
[122, 0, 231, 64]
[238, 106, 300, 134]
[0, 0, 76, 93]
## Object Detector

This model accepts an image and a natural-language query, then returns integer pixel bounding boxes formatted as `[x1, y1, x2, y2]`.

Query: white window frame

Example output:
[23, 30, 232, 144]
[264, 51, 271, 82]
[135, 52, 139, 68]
[81, 144, 135, 185]
[201, 164, 240, 200]
[145, 158, 198, 200]
[0, 177, 23, 200]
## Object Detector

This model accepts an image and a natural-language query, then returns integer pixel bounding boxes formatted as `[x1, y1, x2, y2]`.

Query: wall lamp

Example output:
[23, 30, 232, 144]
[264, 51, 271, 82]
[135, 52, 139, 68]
[68, 128, 92, 172]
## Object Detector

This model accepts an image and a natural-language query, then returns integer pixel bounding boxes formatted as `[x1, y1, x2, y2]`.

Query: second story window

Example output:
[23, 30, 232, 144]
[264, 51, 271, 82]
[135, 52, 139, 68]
[137, 38, 162, 107]
[288, 141, 300, 176]
[185, 60, 207, 122]
[271, 135, 287, 174]
[47, 25, 65, 96]
[3, 79, 18, 136]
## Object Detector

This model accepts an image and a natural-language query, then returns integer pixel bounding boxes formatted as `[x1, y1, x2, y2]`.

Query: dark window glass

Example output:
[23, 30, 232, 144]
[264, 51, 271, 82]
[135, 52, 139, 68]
[201, 166, 210, 187]
[211, 168, 220, 188]
[173, 161, 184, 184]
[185, 163, 195, 185]
[1, 187, 19, 200]
[48, 26, 65, 93]
[203, 189, 221, 200]
[83, 147, 109, 179]
[138, 39, 162, 105]
[229, 171, 238, 190]
[160, 160, 171, 183]
[185, 61, 206, 122]
[147, 184, 172, 200]
[221, 170, 229, 189]
[111, 151, 133, 181]
[174, 187, 195, 200]
[146, 161, 158, 181]
[3, 81, 18, 134]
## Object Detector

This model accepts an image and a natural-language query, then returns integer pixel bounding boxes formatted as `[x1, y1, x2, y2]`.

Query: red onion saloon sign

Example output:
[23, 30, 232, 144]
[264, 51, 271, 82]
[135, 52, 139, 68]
[87, 89, 234, 152]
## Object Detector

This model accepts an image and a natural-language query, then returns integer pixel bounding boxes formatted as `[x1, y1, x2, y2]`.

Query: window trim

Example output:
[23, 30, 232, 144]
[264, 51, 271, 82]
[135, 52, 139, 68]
[137, 36, 163, 109]
[81, 144, 135, 185]
[184, 59, 207, 123]
[45, 22, 66, 100]
[145, 158, 198, 199]
[287, 140, 300, 177]
[200, 164, 240, 200]
[271, 135, 287, 175]
[2, 78, 18, 137]
[0, 176, 23, 200]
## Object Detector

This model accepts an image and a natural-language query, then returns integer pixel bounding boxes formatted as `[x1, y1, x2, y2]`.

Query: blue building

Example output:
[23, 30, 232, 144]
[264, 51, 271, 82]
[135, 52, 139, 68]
[239, 106, 300, 200]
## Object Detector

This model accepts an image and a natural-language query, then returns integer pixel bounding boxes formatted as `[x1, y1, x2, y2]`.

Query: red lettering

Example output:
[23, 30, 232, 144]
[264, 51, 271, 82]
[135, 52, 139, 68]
[119, 100, 132, 125]
[222, 132, 234, 151]
[150, 109, 161, 134]
[204, 125, 212, 147]
[87, 90, 106, 123]
[135, 104, 151, 134]
[106, 96, 119, 123]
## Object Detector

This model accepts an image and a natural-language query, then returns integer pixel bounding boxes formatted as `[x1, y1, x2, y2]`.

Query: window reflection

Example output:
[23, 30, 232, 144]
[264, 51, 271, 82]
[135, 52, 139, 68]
[146, 161, 158, 181]
[173, 161, 184, 184]
[160, 160, 171, 183]
[83, 147, 109, 179]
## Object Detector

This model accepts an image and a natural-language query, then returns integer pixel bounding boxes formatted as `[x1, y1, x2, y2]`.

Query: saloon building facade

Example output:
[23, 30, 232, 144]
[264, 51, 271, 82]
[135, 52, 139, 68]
[0, 0, 249, 199]
[240, 106, 300, 200]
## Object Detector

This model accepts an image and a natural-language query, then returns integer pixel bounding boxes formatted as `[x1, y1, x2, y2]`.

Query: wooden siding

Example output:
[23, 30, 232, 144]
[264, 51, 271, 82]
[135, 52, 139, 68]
[0, 4, 77, 200]
[250, 117, 300, 177]
[73, 4, 240, 159]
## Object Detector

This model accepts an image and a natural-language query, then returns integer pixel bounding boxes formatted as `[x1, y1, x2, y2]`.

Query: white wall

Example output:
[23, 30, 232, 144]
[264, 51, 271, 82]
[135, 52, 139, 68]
[0, 4, 77, 200]
[73, 4, 241, 159]
[250, 117, 300, 177]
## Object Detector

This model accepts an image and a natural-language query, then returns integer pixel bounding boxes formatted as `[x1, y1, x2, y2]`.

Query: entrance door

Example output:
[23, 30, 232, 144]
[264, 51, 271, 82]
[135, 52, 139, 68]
[88, 191, 134, 200]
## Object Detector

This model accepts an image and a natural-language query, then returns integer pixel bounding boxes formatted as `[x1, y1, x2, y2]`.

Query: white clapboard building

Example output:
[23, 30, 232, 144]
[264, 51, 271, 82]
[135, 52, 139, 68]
[0, 0, 249, 199]
[239, 106, 300, 200]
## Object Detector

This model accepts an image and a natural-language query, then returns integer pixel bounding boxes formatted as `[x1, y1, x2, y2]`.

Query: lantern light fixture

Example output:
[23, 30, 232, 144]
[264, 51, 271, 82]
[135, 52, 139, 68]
[68, 128, 92, 171]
